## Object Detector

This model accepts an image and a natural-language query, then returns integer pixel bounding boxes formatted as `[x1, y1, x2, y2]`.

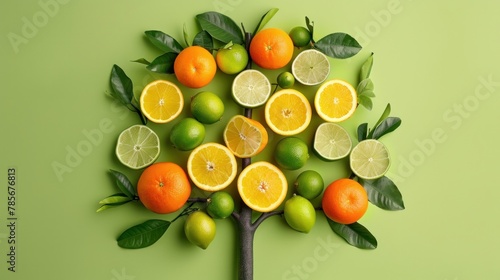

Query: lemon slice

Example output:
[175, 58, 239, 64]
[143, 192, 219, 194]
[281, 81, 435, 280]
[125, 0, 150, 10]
[313, 122, 352, 161]
[115, 125, 160, 169]
[232, 69, 271, 108]
[140, 80, 184, 123]
[223, 115, 268, 158]
[314, 79, 357, 122]
[264, 89, 312, 136]
[187, 143, 237, 191]
[292, 49, 330, 86]
[350, 139, 390, 180]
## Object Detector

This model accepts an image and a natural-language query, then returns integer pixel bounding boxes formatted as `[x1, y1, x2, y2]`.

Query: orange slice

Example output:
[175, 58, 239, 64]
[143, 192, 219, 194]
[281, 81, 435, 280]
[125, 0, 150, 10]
[264, 89, 312, 136]
[314, 79, 357, 122]
[237, 161, 288, 212]
[187, 143, 237, 191]
[223, 115, 268, 158]
[140, 80, 184, 123]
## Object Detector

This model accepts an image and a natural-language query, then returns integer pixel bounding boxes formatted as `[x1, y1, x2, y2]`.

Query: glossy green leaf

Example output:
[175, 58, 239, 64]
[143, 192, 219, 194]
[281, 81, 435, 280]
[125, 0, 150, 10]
[373, 103, 391, 131]
[357, 123, 368, 142]
[109, 169, 136, 198]
[196, 11, 243, 44]
[357, 78, 374, 96]
[146, 52, 177, 74]
[305, 16, 314, 40]
[253, 8, 279, 35]
[327, 218, 377, 249]
[131, 58, 151, 65]
[359, 52, 374, 81]
[358, 95, 373, 111]
[99, 193, 132, 205]
[144, 30, 183, 53]
[314, 33, 362, 59]
[117, 219, 171, 249]
[193, 30, 214, 50]
[360, 176, 405, 210]
[109, 65, 134, 106]
[371, 117, 402, 140]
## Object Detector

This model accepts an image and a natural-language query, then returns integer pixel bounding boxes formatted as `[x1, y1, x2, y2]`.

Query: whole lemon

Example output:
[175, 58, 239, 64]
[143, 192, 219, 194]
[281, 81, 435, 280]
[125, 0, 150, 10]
[284, 195, 316, 233]
[184, 211, 216, 249]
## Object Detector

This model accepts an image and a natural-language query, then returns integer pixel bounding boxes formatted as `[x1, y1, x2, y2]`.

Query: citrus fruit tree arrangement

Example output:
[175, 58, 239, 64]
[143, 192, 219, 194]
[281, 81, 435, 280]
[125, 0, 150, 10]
[98, 8, 405, 280]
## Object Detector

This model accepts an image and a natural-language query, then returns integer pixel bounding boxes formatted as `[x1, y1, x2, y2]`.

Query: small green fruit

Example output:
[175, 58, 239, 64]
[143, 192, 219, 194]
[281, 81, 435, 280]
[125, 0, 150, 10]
[216, 44, 249, 75]
[170, 118, 205, 151]
[277, 71, 295, 89]
[184, 211, 216, 249]
[284, 195, 316, 233]
[190, 91, 224, 124]
[295, 170, 324, 200]
[274, 137, 309, 170]
[207, 191, 235, 219]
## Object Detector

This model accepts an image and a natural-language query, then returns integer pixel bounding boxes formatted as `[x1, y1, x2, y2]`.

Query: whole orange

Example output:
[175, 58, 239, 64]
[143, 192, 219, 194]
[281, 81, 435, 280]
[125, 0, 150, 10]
[249, 28, 294, 69]
[174, 46, 217, 88]
[137, 162, 191, 214]
[321, 178, 368, 224]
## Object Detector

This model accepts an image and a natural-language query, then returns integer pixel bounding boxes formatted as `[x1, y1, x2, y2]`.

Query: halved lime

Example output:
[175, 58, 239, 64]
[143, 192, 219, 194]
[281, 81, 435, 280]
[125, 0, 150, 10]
[232, 69, 271, 108]
[115, 125, 160, 169]
[313, 122, 352, 161]
[350, 139, 390, 180]
[292, 49, 330, 86]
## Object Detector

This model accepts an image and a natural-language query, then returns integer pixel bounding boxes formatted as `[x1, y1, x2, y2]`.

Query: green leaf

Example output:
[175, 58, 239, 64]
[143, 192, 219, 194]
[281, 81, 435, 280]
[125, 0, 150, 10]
[131, 58, 151, 65]
[253, 8, 279, 35]
[371, 117, 401, 140]
[97, 204, 122, 213]
[359, 52, 374, 81]
[196, 11, 243, 44]
[117, 219, 171, 249]
[192, 30, 214, 50]
[359, 176, 405, 210]
[357, 78, 374, 96]
[327, 218, 377, 249]
[305, 16, 314, 40]
[357, 123, 368, 142]
[373, 103, 391, 130]
[109, 65, 134, 106]
[109, 169, 136, 198]
[314, 33, 362, 59]
[183, 23, 190, 47]
[144, 30, 183, 53]
[358, 95, 373, 111]
[99, 193, 133, 205]
[146, 52, 177, 74]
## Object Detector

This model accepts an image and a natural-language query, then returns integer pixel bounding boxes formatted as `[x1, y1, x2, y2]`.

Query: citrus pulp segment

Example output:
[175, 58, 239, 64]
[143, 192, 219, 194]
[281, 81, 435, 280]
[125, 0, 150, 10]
[223, 115, 268, 158]
[264, 89, 312, 136]
[232, 69, 271, 108]
[314, 79, 357, 122]
[140, 80, 184, 123]
[313, 122, 352, 161]
[292, 49, 330, 85]
[115, 125, 160, 169]
[237, 161, 288, 212]
[350, 139, 390, 180]
[187, 143, 238, 191]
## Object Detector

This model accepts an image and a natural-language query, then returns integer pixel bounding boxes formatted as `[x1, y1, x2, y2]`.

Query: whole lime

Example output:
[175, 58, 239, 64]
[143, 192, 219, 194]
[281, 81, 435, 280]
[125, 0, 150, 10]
[170, 118, 205, 151]
[274, 137, 309, 170]
[284, 195, 316, 233]
[277, 71, 295, 89]
[215, 44, 249, 75]
[184, 211, 216, 249]
[289, 26, 312, 48]
[207, 191, 235, 219]
[294, 170, 324, 200]
[190, 91, 224, 124]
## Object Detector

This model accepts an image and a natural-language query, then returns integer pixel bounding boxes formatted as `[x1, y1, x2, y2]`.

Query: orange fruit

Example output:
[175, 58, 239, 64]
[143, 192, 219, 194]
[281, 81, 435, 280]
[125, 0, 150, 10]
[140, 80, 183, 123]
[137, 162, 191, 214]
[223, 115, 268, 158]
[249, 28, 294, 69]
[264, 89, 312, 136]
[314, 79, 357, 122]
[174, 46, 216, 88]
[321, 178, 368, 224]
[237, 161, 288, 212]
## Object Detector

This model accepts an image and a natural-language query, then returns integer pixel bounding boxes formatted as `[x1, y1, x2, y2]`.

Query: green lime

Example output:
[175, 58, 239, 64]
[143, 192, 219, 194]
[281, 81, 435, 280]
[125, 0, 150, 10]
[215, 43, 249, 75]
[289, 26, 312, 48]
[190, 91, 224, 124]
[170, 118, 205, 151]
[207, 191, 235, 219]
[184, 211, 216, 249]
[115, 125, 160, 169]
[350, 139, 390, 180]
[294, 170, 324, 200]
[292, 49, 330, 86]
[232, 69, 271, 108]
[274, 137, 309, 170]
[313, 122, 352, 161]
[284, 195, 316, 233]
[277, 71, 295, 89]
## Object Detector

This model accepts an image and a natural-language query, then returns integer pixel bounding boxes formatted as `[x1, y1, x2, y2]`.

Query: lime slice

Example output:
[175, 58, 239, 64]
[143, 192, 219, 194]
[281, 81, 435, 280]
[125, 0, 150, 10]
[232, 69, 271, 108]
[350, 139, 390, 180]
[115, 125, 160, 169]
[292, 49, 330, 86]
[313, 122, 352, 161]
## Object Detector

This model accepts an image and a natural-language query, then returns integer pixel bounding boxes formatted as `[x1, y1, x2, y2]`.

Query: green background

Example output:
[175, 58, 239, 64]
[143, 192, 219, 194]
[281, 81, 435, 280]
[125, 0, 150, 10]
[1, 0, 500, 279]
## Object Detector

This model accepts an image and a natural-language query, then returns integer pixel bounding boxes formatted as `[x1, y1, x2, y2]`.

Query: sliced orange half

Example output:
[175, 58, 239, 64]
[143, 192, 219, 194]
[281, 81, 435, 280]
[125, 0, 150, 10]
[264, 89, 312, 136]
[314, 79, 357, 122]
[237, 161, 288, 212]
[187, 142, 237, 191]
[223, 115, 268, 158]
[140, 80, 184, 123]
